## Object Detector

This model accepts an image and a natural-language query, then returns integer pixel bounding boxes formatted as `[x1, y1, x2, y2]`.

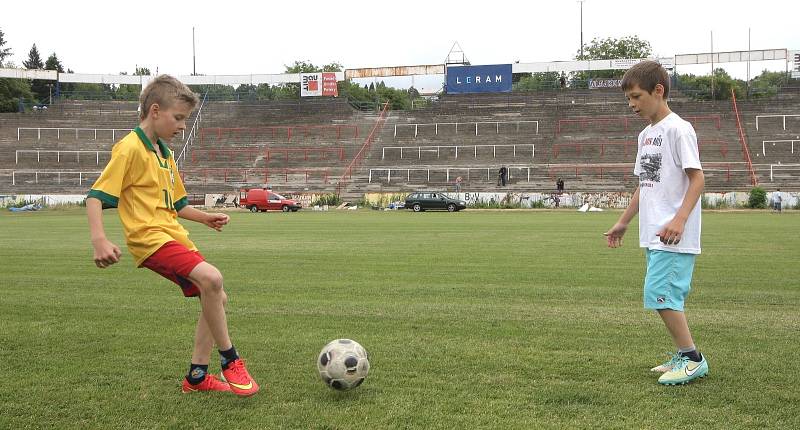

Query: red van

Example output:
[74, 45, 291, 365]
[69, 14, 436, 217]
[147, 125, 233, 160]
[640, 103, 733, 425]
[239, 188, 302, 212]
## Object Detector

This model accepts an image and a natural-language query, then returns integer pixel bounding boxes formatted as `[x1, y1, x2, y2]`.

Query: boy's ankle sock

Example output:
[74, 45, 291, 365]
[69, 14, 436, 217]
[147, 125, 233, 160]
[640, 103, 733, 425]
[187, 363, 208, 385]
[679, 349, 702, 362]
[219, 346, 239, 369]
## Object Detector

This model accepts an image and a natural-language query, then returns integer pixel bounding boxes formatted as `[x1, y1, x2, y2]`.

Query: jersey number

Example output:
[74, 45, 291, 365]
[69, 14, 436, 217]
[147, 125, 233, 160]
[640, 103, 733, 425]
[162, 189, 175, 210]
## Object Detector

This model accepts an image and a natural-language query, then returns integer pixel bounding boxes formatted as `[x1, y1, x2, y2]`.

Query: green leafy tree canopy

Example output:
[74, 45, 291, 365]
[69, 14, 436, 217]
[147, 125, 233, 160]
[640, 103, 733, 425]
[576, 35, 652, 61]
[0, 28, 12, 67]
[45, 53, 64, 73]
[23, 44, 43, 69]
[284, 60, 342, 73]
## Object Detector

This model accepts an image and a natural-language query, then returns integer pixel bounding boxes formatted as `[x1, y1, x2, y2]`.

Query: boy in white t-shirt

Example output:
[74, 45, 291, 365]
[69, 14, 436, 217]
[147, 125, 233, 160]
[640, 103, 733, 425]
[604, 60, 709, 385]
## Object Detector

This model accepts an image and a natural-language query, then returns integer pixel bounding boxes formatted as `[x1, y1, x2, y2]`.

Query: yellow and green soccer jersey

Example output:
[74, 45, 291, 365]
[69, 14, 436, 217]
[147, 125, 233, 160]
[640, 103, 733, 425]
[88, 127, 196, 266]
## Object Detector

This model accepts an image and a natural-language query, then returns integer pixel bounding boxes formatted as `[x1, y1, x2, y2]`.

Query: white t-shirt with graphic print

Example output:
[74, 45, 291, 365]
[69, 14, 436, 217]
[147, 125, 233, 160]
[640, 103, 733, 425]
[633, 112, 702, 254]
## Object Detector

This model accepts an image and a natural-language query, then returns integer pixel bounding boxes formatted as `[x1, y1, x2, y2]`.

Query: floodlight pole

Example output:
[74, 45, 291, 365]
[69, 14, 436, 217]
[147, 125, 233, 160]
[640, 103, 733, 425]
[578, 0, 585, 59]
[746, 28, 751, 98]
[192, 27, 196, 76]
[710, 31, 715, 101]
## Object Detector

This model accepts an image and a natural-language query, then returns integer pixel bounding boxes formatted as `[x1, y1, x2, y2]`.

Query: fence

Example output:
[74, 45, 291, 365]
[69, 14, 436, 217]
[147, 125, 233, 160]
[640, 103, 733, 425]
[381, 144, 534, 160]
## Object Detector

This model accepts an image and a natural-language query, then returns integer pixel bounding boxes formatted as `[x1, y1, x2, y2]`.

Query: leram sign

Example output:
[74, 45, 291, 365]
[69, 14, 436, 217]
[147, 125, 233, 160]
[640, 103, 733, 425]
[446, 64, 512, 94]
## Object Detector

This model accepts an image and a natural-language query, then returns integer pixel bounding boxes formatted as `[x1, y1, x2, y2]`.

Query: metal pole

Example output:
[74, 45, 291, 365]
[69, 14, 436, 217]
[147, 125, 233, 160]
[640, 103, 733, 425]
[711, 31, 715, 101]
[746, 28, 751, 98]
[192, 27, 196, 76]
[578, 0, 585, 59]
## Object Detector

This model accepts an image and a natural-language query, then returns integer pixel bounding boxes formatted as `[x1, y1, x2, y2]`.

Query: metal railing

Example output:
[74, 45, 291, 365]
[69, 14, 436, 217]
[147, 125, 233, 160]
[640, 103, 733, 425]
[761, 139, 799, 157]
[769, 164, 800, 181]
[731, 89, 758, 186]
[17, 127, 136, 141]
[15, 150, 110, 164]
[381, 144, 534, 160]
[755, 114, 800, 131]
[392, 120, 539, 137]
[368, 165, 537, 184]
[11, 170, 102, 185]
[336, 102, 391, 195]
[175, 91, 208, 167]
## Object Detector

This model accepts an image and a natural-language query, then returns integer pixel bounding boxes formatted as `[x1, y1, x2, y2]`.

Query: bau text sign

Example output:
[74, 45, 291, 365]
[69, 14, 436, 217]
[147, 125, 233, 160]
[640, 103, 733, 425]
[301, 72, 338, 97]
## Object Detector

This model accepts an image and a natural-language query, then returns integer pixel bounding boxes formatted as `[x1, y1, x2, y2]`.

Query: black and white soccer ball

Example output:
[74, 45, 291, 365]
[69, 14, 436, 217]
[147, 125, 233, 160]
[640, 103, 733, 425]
[317, 339, 370, 391]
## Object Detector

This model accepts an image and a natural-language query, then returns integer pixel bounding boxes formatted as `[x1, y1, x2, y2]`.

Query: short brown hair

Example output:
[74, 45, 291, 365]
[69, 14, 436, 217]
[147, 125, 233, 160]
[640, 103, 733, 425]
[621, 60, 670, 98]
[139, 75, 199, 120]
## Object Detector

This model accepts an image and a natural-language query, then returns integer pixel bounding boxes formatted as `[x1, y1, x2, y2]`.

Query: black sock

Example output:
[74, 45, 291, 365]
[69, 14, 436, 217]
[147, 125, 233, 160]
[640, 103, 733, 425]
[219, 346, 239, 369]
[680, 349, 702, 362]
[187, 363, 208, 385]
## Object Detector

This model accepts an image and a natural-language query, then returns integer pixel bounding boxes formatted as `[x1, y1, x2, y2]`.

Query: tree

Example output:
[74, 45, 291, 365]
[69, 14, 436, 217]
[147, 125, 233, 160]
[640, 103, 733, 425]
[514, 72, 561, 91]
[576, 35, 652, 61]
[284, 60, 343, 74]
[322, 62, 343, 72]
[23, 44, 50, 102]
[572, 35, 653, 83]
[23, 44, 43, 69]
[134, 66, 151, 76]
[674, 69, 745, 101]
[45, 53, 65, 73]
[0, 77, 34, 112]
[748, 70, 787, 98]
[0, 28, 12, 67]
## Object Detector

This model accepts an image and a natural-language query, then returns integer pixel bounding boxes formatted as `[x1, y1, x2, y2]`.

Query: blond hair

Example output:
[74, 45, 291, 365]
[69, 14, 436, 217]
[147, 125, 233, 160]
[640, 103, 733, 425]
[139, 75, 198, 120]
[621, 60, 670, 98]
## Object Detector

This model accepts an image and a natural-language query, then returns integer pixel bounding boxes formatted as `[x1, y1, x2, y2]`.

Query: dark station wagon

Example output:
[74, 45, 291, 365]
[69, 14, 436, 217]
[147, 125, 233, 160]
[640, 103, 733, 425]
[404, 192, 467, 212]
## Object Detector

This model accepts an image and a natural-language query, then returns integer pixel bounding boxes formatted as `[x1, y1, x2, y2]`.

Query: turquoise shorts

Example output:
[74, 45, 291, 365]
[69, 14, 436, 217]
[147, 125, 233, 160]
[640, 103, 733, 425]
[644, 249, 696, 311]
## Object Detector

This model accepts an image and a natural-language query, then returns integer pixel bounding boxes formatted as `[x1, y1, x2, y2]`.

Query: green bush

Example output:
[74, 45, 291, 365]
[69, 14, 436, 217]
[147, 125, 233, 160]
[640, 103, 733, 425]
[747, 187, 767, 209]
[2, 198, 39, 209]
[467, 198, 525, 209]
[702, 195, 733, 209]
[529, 199, 546, 209]
[310, 194, 341, 207]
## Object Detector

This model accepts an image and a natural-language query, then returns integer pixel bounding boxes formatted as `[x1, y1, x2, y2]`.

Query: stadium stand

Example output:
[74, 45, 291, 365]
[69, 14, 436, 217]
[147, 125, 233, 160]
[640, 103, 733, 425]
[2, 86, 799, 200]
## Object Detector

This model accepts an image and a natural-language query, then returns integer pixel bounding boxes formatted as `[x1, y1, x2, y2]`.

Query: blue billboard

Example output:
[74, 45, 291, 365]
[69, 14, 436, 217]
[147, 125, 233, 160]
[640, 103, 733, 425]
[446, 64, 512, 94]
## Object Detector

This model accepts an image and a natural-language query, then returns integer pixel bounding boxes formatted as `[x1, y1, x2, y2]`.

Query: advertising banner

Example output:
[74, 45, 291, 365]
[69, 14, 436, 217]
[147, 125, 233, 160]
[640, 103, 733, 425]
[301, 73, 322, 97]
[301, 72, 339, 97]
[589, 79, 622, 89]
[446, 64, 512, 94]
[322, 72, 338, 96]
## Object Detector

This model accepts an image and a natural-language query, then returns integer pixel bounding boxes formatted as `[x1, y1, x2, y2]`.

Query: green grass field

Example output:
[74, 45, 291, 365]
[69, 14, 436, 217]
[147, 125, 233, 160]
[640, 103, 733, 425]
[1, 208, 798, 429]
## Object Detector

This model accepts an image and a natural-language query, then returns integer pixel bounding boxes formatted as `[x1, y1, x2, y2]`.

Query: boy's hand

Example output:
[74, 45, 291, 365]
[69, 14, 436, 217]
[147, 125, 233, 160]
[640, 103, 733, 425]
[603, 222, 628, 248]
[205, 213, 230, 231]
[657, 217, 686, 245]
[92, 238, 122, 268]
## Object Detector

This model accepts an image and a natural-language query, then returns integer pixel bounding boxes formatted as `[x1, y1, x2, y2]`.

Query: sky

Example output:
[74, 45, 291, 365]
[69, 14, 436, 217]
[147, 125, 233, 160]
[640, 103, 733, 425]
[2, 0, 798, 93]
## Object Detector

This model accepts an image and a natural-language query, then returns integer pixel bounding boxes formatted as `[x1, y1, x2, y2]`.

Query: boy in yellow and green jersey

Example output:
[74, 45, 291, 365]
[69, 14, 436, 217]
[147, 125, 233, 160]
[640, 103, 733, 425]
[87, 75, 259, 396]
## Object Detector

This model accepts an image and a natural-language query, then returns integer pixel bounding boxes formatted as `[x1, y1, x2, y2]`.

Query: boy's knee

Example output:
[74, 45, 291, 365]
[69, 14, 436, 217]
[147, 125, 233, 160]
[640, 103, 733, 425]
[193, 265, 224, 293]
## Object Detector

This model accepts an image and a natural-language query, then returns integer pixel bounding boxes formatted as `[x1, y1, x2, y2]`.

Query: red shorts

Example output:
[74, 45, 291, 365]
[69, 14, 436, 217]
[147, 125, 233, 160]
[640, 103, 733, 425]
[142, 241, 205, 297]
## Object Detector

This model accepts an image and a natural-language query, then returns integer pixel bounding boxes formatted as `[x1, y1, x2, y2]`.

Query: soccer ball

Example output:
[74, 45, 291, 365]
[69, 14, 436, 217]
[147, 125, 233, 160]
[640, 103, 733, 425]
[317, 339, 370, 391]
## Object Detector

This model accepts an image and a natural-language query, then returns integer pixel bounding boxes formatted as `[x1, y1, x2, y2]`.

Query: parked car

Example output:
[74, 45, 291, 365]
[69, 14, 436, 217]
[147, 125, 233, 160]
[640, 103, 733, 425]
[238, 188, 301, 212]
[404, 192, 466, 212]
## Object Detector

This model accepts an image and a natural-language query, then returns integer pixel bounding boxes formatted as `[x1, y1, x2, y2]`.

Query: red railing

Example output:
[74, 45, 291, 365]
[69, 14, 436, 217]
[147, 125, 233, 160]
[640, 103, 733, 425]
[551, 139, 730, 159]
[336, 102, 391, 195]
[182, 167, 330, 184]
[190, 147, 345, 164]
[730, 89, 758, 186]
[199, 124, 359, 144]
[546, 162, 737, 182]
[555, 115, 721, 136]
